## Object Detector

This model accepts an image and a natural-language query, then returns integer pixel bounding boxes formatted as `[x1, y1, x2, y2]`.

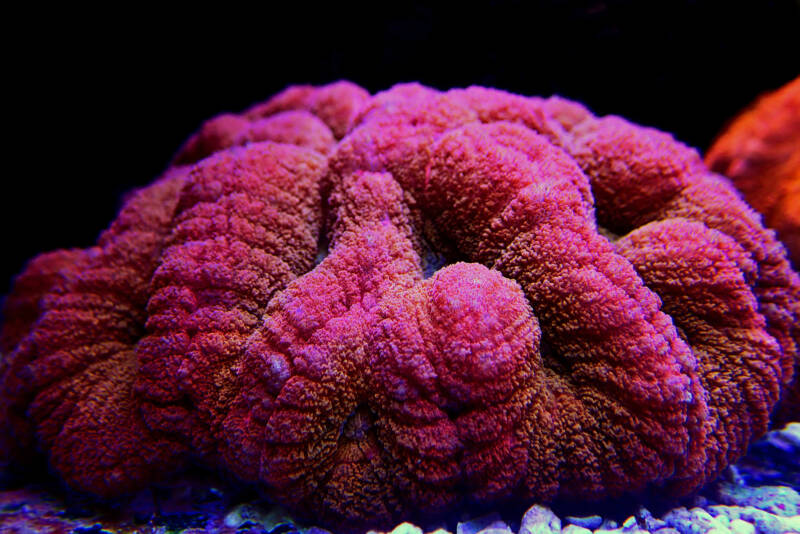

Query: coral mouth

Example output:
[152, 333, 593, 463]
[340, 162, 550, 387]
[342, 405, 375, 442]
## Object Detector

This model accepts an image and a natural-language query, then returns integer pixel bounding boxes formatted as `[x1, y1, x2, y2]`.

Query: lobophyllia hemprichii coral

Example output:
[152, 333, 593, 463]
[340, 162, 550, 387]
[1, 81, 798, 532]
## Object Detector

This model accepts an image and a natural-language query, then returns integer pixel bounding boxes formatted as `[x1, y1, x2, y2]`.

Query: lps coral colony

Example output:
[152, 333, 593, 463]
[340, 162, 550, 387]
[705, 76, 800, 270]
[1, 82, 798, 532]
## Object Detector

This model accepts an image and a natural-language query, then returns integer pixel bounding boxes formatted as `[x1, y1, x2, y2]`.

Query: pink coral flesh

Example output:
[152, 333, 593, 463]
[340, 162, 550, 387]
[1, 81, 799, 532]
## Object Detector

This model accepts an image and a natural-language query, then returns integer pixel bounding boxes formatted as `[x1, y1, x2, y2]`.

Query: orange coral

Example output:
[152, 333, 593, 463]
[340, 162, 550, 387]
[706, 77, 800, 268]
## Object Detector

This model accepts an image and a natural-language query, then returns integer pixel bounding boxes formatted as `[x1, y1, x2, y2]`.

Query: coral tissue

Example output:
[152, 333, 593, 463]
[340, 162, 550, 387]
[706, 76, 800, 269]
[1, 82, 798, 532]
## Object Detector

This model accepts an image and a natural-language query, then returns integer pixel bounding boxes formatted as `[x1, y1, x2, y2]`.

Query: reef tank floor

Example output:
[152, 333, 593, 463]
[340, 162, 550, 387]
[1, 423, 798, 534]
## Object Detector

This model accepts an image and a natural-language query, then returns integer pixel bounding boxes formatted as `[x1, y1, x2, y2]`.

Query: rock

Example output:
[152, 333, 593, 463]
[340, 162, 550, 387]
[727, 519, 754, 534]
[389, 522, 423, 534]
[565, 515, 603, 530]
[457, 513, 508, 534]
[661, 507, 690, 529]
[759, 422, 800, 455]
[223, 503, 263, 527]
[621, 516, 636, 530]
[706, 501, 800, 533]
[223, 502, 300, 533]
[599, 519, 619, 530]
[785, 422, 800, 439]
[722, 465, 746, 485]
[779, 515, 800, 532]
[663, 507, 730, 534]
[737, 423, 800, 487]
[591, 527, 647, 534]
[725, 507, 799, 534]
[561, 526, 592, 534]
[714, 481, 800, 516]
[636, 506, 666, 531]
[519, 504, 561, 534]
[71, 526, 114, 534]
[707, 505, 743, 521]
[652, 529, 681, 534]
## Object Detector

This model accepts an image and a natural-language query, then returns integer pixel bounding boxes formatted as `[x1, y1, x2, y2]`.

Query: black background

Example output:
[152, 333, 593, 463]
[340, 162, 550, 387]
[3, 1, 799, 297]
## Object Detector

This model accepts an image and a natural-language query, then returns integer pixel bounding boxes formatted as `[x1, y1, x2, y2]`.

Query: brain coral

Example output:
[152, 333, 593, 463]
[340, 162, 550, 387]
[705, 76, 800, 270]
[1, 81, 799, 531]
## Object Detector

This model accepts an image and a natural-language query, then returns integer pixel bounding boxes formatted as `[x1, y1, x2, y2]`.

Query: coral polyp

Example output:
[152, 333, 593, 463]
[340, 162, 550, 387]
[1, 81, 798, 532]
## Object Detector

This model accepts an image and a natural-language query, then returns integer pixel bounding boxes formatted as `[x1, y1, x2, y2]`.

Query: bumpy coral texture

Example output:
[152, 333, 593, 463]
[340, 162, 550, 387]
[1, 81, 799, 531]
[704, 77, 800, 424]
[706, 77, 800, 269]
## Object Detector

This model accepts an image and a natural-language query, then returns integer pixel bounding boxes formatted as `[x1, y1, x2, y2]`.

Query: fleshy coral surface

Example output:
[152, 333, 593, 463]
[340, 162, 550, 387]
[706, 76, 800, 270]
[1, 81, 799, 532]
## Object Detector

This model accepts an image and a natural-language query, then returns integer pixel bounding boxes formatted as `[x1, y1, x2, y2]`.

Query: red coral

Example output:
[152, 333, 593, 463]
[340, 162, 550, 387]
[1, 82, 799, 532]
[0, 169, 189, 494]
